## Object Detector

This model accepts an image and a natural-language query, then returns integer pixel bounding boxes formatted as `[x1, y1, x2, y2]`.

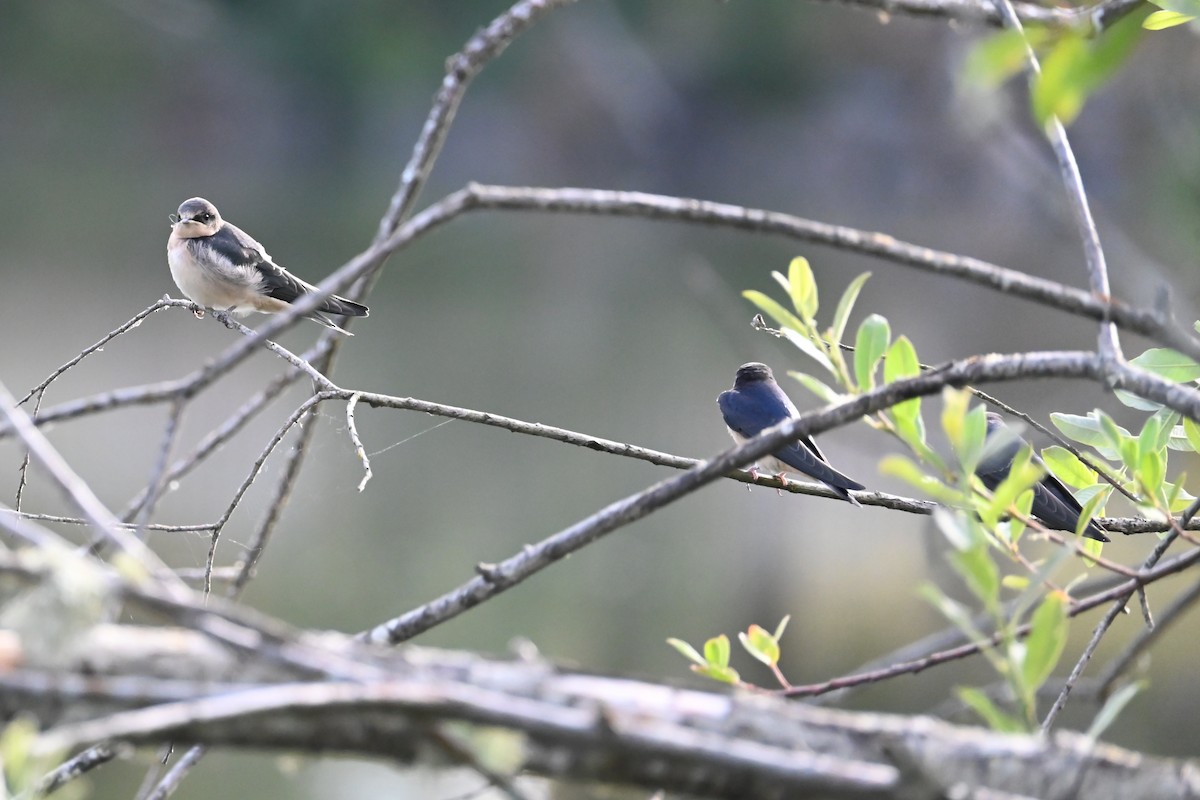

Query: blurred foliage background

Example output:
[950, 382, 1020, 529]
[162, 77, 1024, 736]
[2, 1, 1200, 796]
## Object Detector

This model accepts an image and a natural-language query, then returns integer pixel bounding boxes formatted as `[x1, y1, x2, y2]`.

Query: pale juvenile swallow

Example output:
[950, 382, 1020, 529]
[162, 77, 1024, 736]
[167, 197, 369, 335]
[977, 412, 1109, 542]
[717, 362, 865, 504]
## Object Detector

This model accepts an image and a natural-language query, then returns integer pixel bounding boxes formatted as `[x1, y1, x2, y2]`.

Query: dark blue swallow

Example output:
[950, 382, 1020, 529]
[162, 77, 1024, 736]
[718, 362, 865, 504]
[977, 412, 1109, 542]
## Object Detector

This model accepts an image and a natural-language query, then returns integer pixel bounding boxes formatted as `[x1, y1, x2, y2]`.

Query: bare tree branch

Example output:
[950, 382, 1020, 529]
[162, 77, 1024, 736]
[7, 628, 1197, 800]
[458, 184, 1200, 360]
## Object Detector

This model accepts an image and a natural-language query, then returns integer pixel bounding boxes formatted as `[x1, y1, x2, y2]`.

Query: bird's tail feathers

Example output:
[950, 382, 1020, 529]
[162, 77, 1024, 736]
[307, 312, 355, 336]
[322, 295, 369, 318]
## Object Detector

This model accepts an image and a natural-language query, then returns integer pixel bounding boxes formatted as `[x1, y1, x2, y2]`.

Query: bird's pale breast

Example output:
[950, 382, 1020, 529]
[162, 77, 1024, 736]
[168, 236, 262, 312]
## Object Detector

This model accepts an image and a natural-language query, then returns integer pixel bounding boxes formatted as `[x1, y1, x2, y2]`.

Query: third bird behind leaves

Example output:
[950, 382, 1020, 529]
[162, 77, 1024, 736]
[718, 362, 865, 504]
[977, 412, 1110, 542]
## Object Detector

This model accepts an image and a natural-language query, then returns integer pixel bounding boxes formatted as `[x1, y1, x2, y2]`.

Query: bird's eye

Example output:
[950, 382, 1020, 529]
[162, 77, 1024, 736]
[198, 213, 212, 223]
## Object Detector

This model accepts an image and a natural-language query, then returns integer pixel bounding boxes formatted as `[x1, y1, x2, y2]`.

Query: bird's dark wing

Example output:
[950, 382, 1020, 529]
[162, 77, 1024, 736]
[1032, 471, 1110, 542]
[202, 223, 272, 282]
[217, 223, 368, 318]
[256, 259, 317, 304]
[718, 385, 863, 499]
[975, 438, 1022, 491]
[772, 440, 865, 496]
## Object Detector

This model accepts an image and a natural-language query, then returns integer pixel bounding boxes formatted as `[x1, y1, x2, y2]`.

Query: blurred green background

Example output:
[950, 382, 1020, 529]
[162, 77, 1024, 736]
[2, 0, 1200, 796]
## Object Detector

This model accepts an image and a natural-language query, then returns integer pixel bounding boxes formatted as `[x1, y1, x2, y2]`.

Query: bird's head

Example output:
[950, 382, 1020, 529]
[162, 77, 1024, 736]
[170, 197, 222, 238]
[733, 362, 774, 386]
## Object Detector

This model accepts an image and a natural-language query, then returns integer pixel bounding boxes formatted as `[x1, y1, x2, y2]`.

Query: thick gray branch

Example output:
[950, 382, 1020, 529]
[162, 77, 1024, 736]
[3, 626, 1196, 800]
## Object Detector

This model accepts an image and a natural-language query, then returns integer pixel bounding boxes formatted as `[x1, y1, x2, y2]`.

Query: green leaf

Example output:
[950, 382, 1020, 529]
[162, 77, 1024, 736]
[773, 615, 791, 639]
[1087, 681, 1147, 740]
[1165, 475, 1194, 512]
[940, 386, 979, 465]
[704, 634, 731, 668]
[951, 544, 1001, 610]
[666, 637, 707, 667]
[789, 371, 843, 404]
[1130, 347, 1200, 381]
[854, 314, 890, 390]
[920, 583, 991, 644]
[0, 717, 47, 793]
[693, 663, 741, 684]
[1147, 0, 1200, 16]
[933, 507, 977, 551]
[1051, 411, 1125, 460]
[1076, 489, 1110, 540]
[1138, 448, 1166, 505]
[787, 257, 819, 321]
[964, 29, 1041, 89]
[1033, 34, 1088, 125]
[881, 455, 966, 505]
[1137, 413, 1165, 465]
[984, 446, 1042, 529]
[959, 405, 989, 477]
[1002, 574, 1031, 591]
[1032, 10, 1148, 126]
[958, 687, 1028, 733]
[831, 272, 871, 347]
[883, 335, 924, 445]
[1021, 594, 1068, 693]
[777, 327, 835, 374]
[1151, 409, 1180, 452]
[1184, 418, 1200, 453]
[1113, 390, 1163, 412]
[1050, 412, 1108, 446]
[1168, 425, 1192, 452]
[1041, 446, 1096, 489]
[1007, 485, 1034, 543]
[1118, 350, 1200, 409]
[1145, 10, 1197, 28]
[739, 624, 781, 667]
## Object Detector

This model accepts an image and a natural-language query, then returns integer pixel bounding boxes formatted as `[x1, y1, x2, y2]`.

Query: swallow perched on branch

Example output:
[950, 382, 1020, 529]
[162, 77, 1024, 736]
[977, 412, 1110, 542]
[167, 197, 369, 335]
[718, 362, 865, 504]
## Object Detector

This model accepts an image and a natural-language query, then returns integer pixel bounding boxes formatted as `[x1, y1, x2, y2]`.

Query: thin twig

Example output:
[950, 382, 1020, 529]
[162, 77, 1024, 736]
[2, 510, 213, 533]
[132, 399, 186, 539]
[139, 744, 206, 800]
[990, 0, 1123, 370]
[372, 0, 581, 247]
[120, 337, 333, 521]
[17, 298, 184, 407]
[429, 727, 534, 800]
[204, 394, 328, 595]
[1094, 572, 1200, 696]
[784, 538, 1200, 699]
[346, 392, 373, 492]
[30, 742, 120, 797]
[0, 382, 185, 593]
[1041, 525, 1188, 733]
[228, 399, 325, 595]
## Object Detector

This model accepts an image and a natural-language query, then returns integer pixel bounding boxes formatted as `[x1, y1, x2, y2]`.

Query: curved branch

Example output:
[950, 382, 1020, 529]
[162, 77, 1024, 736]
[360, 350, 1109, 644]
[458, 184, 1200, 360]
